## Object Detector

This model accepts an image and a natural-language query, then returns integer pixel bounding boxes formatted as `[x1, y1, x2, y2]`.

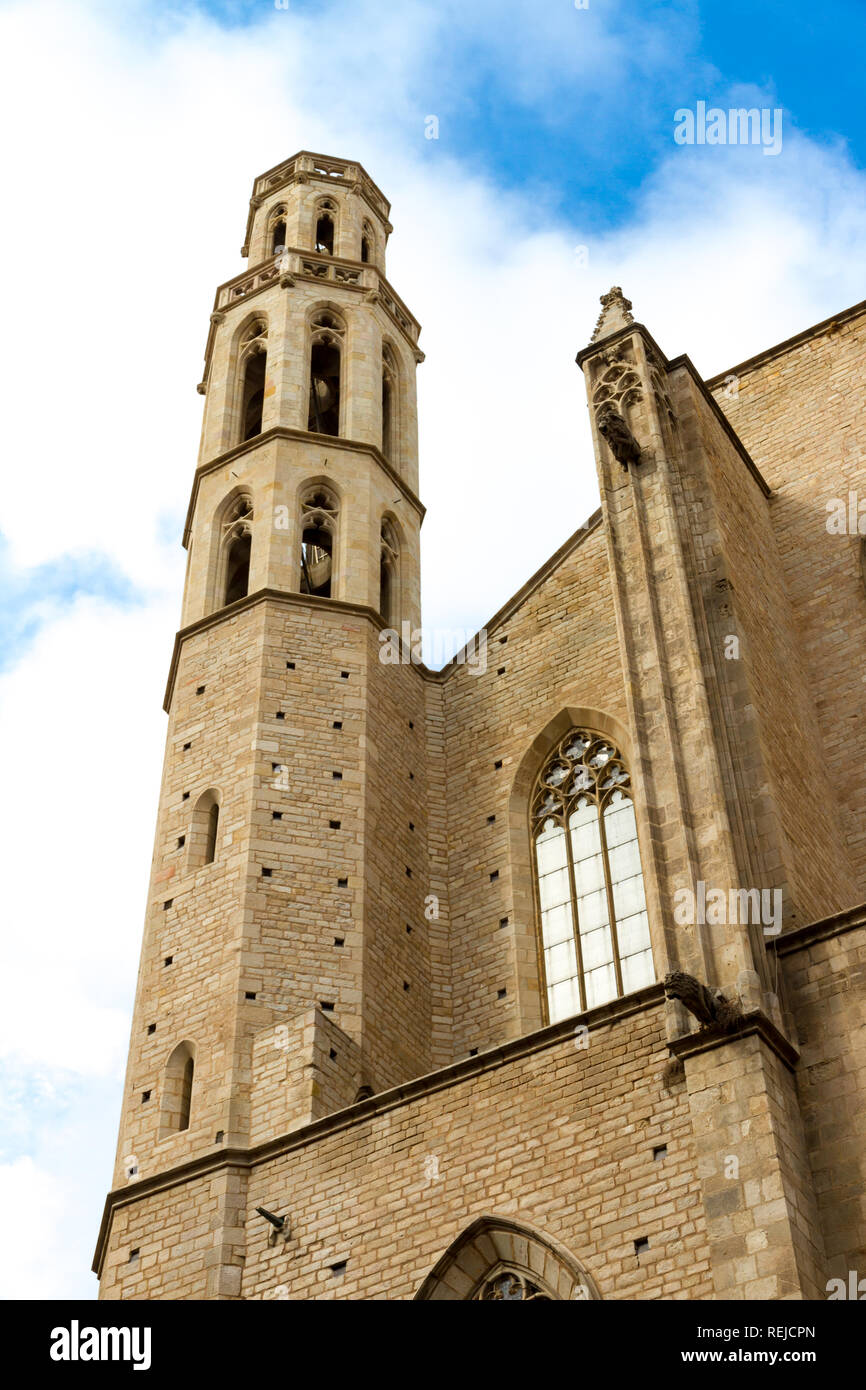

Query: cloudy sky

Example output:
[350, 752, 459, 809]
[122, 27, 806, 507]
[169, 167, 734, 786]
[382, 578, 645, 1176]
[1, 0, 865, 1298]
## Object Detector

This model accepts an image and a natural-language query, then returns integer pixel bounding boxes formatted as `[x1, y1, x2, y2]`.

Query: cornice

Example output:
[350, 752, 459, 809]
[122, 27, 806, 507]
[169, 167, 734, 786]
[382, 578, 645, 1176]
[576, 322, 771, 498]
[163, 588, 432, 711]
[667, 1007, 800, 1073]
[92, 983, 665, 1276]
[200, 255, 421, 389]
[426, 509, 605, 685]
[182, 427, 425, 549]
[769, 899, 866, 958]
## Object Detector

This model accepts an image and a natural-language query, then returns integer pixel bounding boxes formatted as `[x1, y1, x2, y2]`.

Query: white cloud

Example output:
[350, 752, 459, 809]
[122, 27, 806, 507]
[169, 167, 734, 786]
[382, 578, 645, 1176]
[0, 1157, 87, 1298]
[1, 0, 865, 1298]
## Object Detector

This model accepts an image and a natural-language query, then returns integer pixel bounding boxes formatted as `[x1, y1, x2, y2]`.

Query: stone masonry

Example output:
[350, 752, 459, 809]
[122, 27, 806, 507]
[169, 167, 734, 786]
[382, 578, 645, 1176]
[94, 154, 866, 1301]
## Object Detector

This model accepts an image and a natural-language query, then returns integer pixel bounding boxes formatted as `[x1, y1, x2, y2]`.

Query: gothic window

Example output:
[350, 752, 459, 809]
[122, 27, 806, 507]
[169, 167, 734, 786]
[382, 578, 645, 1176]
[475, 1272, 553, 1301]
[379, 516, 399, 625]
[270, 207, 287, 256]
[189, 790, 220, 868]
[414, 1215, 599, 1302]
[299, 485, 339, 598]
[314, 199, 337, 255]
[381, 345, 396, 459]
[159, 1042, 195, 1138]
[532, 729, 654, 1022]
[220, 495, 253, 607]
[308, 310, 344, 436]
[239, 319, 268, 442]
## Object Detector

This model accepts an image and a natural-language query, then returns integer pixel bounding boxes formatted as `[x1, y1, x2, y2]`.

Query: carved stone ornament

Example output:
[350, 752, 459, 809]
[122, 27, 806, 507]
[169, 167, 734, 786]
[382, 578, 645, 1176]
[664, 971, 743, 1031]
[591, 286, 635, 343]
[596, 404, 641, 470]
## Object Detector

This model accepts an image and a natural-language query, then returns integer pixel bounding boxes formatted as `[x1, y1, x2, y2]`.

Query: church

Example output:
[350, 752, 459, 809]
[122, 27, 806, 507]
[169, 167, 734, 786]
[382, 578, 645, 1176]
[93, 152, 866, 1300]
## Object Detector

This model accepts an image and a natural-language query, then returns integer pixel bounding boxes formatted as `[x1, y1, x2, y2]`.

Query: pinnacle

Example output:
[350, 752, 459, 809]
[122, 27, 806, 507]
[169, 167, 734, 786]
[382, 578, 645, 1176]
[591, 286, 635, 343]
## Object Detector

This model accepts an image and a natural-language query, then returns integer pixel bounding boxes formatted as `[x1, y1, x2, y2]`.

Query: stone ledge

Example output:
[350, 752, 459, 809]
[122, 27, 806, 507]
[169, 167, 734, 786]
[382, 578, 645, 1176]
[182, 426, 425, 549]
[667, 1007, 800, 1073]
[769, 899, 866, 957]
[92, 981, 665, 1276]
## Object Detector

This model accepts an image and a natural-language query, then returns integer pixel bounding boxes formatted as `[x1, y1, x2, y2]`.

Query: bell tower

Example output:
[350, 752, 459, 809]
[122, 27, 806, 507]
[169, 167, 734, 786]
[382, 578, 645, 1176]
[99, 154, 430, 1299]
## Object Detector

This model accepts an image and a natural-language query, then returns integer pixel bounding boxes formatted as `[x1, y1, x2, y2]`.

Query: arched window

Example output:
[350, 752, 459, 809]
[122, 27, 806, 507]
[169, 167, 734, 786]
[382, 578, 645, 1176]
[238, 319, 268, 442]
[159, 1041, 195, 1139]
[379, 517, 399, 625]
[307, 310, 344, 436]
[270, 207, 287, 256]
[381, 345, 396, 459]
[415, 1215, 599, 1301]
[299, 485, 339, 598]
[314, 199, 336, 255]
[189, 789, 220, 868]
[219, 495, 253, 607]
[532, 729, 653, 1022]
[361, 220, 374, 264]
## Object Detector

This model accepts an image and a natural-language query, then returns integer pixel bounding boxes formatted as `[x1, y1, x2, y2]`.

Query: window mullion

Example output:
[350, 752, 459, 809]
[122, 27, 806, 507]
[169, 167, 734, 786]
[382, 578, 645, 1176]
[598, 799, 624, 997]
[564, 807, 588, 1014]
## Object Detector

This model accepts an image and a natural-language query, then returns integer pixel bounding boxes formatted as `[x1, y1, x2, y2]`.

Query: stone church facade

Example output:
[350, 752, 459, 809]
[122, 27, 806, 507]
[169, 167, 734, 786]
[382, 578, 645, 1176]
[94, 152, 866, 1301]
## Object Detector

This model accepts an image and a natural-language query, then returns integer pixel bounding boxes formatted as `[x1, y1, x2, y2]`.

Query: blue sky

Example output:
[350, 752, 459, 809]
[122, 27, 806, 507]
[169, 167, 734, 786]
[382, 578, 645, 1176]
[1, 0, 865, 1298]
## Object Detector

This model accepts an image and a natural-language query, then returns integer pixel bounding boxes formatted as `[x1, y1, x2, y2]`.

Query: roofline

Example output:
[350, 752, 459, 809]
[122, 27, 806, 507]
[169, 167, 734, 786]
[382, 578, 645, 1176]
[428, 508, 604, 680]
[252, 149, 390, 216]
[705, 296, 866, 388]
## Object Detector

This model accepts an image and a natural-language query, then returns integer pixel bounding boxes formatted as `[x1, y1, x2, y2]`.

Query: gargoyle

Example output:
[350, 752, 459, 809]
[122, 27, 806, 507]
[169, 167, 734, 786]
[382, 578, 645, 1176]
[596, 404, 641, 469]
[663, 971, 742, 1031]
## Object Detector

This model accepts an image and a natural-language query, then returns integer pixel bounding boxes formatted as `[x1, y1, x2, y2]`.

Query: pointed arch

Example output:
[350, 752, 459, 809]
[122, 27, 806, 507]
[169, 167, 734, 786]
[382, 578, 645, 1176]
[381, 341, 398, 462]
[207, 488, 254, 614]
[307, 305, 345, 436]
[360, 219, 375, 265]
[159, 1041, 196, 1139]
[298, 478, 340, 599]
[269, 204, 287, 256]
[414, 1215, 600, 1301]
[379, 512, 401, 626]
[231, 314, 268, 445]
[313, 196, 338, 255]
[508, 704, 650, 1033]
[531, 725, 654, 1019]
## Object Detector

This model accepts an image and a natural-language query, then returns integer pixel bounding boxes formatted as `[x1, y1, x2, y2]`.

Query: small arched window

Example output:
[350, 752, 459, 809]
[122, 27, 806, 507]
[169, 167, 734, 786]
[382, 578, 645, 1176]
[220, 495, 253, 607]
[160, 1041, 195, 1138]
[299, 485, 339, 598]
[189, 789, 221, 868]
[380, 517, 399, 625]
[361, 220, 374, 264]
[532, 729, 654, 1022]
[239, 319, 268, 442]
[314, 199, 336, 255]
[308, 311, 344, 436]
[381, 346, 397, 460]
[270, 207, 287, 256]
